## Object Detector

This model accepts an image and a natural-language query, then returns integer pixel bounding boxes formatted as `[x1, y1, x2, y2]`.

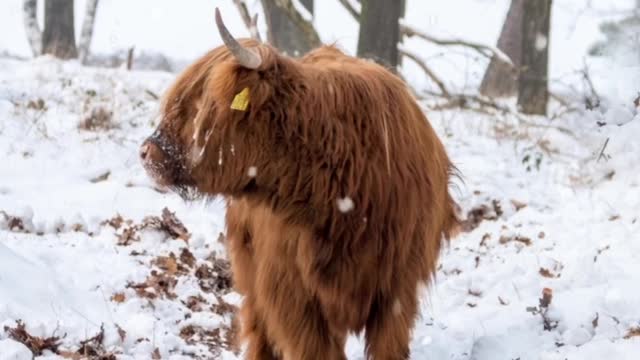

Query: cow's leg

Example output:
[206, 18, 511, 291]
[273, 298, 346, 360]
[226, 199, 280, 358]
[240, 298, 281, 360]
[254, 266, 347, 360]
[364, 287, 418, 360]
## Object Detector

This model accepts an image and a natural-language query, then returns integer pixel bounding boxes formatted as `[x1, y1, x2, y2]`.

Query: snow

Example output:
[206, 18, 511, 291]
[0, 339, 31, 360]
[536, 33, 549, 51]
[337, 197, 355, 213]
[292, 0, 314, 22]
[1, 0, 640, 359]
[247, 166, 257, 178]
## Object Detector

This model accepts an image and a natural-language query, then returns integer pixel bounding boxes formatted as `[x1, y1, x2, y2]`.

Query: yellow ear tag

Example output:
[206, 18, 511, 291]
[230, 87, 250, 111]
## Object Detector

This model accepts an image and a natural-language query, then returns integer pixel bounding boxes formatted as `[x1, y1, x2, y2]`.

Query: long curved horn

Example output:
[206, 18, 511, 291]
[215, 8, 262, 69]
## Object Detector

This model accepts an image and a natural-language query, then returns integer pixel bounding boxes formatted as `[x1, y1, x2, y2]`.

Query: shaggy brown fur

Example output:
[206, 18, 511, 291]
[141, 37, 459, 359]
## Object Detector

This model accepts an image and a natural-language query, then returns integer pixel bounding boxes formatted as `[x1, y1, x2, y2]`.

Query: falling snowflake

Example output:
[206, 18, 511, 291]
[536, 34, 548, 51]
[247, 166, 257, 178]
[337, 197, 354, 213]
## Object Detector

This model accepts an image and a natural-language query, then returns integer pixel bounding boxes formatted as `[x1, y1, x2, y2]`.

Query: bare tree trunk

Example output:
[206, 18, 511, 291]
[479, 0, 524, 98]
[42, 0, 78, 59]
[78, 0, 99, 64]
[517, 0, 552, 115]
[23, 0, 42, 57]
[260, 0, 321, 56]
[357, 0, 403, 69]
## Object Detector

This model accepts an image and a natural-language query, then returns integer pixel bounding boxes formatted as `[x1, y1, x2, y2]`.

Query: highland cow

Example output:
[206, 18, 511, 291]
[140, 9, 459, 360]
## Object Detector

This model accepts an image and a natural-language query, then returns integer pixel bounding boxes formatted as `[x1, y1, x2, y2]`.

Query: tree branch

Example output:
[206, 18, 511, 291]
[336, 0, 513, 68]
[399, 46, 450, 97]
[273, 0, 321, 46]
[336, 0, 360, 21]
[400, 22, 513, 67]
[232, 0, 262, 41]
[233, 0, 253, 28]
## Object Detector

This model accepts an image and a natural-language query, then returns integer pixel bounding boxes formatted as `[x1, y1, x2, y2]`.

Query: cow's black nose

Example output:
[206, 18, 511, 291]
[140, 140, 165, 163]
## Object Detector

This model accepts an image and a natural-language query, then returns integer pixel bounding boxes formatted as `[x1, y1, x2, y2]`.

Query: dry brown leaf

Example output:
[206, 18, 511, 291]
[540, 288, 553, 309]
[152, 348, 162, 359]
[1, 210, 28, 233]
[195, 258, 233, 293]
[3, 320, 60, 355]
[179, 248, 196, 268]
[179, 325, 231, 357]
[74, 325, 114, 359]
[184, 295, 208, 312]
[153, 255, 179, 276]
[624, 327, 640, 339]
[499, 234, 532, 246]
[539, 268, 557, 278]
[460, 199, 503, 232]
[160, 208, 190, 242]
[101, 214, 130, 230]
[111, 293, 126, 303]
[511, 199, 528, 211]
[127, 270, 177, 299]
[117, 226, 140, 246]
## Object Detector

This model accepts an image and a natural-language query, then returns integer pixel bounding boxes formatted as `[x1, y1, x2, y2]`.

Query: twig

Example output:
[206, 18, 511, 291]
[232, 0, 252, 28]
[399, 47, 450, 97]
[335, 0, 515, 91]
[400, 23, 514, 68]
[423, 90, 579, 139]
[232, 0, 262, 41]
[581, 59, 601, 110]
[145, 89, 159, 100]
[336, 0, 512, 67]
[597, 137, 610, 163]
[126, 46, 135, 71]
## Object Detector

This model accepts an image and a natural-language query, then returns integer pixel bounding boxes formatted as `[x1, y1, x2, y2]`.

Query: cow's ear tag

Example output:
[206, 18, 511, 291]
[230, 87, 250, 111]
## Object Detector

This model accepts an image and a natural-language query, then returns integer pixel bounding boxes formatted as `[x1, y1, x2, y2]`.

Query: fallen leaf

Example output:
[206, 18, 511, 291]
[111, 293, 126, 303]
[511, 199, 528, 211]
[179, 248, 196, 268]
[540, 288, 553, 309]
[624, 327, 640, 339]
[153, 255, 179, 276]
[3, 320, 60, 355]
[90, 171, 111, 183]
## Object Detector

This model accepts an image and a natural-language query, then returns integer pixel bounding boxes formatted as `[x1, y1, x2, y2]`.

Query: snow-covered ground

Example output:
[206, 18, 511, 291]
[1, 0, 640, 359]
[1, 56, 638, 359]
